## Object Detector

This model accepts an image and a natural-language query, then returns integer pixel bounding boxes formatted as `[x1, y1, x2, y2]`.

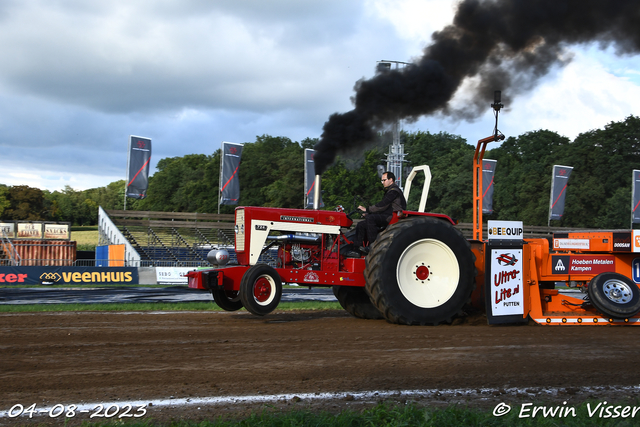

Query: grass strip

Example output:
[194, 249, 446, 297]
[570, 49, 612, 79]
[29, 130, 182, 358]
[0, 301, 342, 313]
[69, 401, 640, 426]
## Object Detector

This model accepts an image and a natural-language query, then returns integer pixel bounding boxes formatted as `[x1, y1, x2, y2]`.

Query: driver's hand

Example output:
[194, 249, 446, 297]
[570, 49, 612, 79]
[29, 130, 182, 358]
[358, 205, 366, 212]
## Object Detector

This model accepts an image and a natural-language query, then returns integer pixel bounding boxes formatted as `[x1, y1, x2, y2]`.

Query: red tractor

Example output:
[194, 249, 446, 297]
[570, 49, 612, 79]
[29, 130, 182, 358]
[187, 178, 478, 326]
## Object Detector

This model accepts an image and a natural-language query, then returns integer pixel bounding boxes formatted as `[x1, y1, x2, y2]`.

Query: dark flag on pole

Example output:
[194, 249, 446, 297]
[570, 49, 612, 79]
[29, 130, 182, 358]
[632, 170, 640, 224]
[304, 149, 323, 208]
[219, 142, 243, 205]
[482, 159, 497, 214]
[549, 165, 573, 222]
[126, 136, 152, 199]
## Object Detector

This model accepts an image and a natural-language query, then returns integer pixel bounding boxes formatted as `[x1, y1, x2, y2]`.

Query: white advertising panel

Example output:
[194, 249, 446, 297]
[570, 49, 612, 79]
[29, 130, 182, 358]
[0, 223, 15, 238]
[634, 230, 640, 253]
[156, 267, 198, 285]
[553, 239, 590, 250]
[17, 223, 43, 239]
[44, 223, 70, 240]
[487, 220, 523, 240]
[490, 249, 524, 316]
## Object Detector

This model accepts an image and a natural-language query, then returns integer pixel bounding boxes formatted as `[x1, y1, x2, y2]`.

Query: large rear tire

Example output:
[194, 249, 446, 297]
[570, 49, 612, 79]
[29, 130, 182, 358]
[240, 264, 282, 316]
[212, 289, 243, 311]
[365, 216, 475, 325]
[588, 272, 640, 319]
[332, 286, 384, 320]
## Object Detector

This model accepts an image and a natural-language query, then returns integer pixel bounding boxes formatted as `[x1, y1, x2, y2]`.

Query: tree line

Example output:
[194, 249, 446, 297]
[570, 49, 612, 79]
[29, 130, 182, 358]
[1, 115, 640, 229]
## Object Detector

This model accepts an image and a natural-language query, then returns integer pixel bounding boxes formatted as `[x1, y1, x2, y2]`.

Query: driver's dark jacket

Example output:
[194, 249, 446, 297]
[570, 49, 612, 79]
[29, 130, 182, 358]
[366, 183, 407, 220]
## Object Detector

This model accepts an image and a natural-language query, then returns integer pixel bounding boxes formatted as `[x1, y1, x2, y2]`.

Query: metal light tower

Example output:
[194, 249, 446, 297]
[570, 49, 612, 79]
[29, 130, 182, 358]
[377, 60, 410, 189]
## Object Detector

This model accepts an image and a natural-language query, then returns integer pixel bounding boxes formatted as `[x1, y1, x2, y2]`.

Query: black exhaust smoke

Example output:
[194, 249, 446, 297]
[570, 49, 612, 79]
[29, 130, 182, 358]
[313, 0, 640, 175]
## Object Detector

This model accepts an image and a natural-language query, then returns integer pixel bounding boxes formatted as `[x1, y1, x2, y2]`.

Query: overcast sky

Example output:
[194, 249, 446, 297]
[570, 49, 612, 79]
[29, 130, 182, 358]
[1, 0, 640, 192]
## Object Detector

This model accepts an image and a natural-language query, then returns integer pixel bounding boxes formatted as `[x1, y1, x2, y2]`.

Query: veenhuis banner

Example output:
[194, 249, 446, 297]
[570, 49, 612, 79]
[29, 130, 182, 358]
[126, 135, 152, 199]
[0, 267, 139, 285]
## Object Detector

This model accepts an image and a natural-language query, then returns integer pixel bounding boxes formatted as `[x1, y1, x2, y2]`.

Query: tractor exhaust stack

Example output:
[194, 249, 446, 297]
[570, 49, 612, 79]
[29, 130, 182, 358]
[313, 175, 321, 210]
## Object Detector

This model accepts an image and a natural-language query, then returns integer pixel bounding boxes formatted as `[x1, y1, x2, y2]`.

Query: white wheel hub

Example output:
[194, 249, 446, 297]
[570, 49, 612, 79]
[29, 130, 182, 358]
[396, 238, 459, 308]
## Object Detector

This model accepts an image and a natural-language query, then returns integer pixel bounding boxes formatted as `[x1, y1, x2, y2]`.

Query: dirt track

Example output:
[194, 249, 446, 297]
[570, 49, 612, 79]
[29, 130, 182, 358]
[2, 309, 640, 424]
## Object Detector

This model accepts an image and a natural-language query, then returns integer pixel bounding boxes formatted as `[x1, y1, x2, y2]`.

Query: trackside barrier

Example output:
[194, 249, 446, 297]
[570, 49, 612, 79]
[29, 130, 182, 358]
[0, 266, 201, 286]
[0, 266, 139, 285]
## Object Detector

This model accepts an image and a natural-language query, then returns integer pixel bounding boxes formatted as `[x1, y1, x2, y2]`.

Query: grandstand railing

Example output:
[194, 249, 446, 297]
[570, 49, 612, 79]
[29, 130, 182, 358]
[71, 259, 211, 267]
[0, 258, 74, 267]
[1, 227, 21, 266]
[0, 258, 211, 267]
[98, 206, 142, 266]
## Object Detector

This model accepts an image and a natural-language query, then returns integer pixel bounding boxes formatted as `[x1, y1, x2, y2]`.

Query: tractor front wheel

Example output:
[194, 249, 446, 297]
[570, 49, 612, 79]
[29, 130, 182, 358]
[588, 272, 640, 319]
[365, 216, 475, 325]
[240, 264, 282, 316]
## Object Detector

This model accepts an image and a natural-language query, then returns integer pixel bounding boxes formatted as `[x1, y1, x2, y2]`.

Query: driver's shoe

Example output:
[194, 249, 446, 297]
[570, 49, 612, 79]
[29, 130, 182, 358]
[346, 250, 363, 258]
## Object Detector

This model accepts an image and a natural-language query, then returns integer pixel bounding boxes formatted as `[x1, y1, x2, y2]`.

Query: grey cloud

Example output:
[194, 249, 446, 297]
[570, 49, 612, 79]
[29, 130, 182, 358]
[0, 0, 372, 115]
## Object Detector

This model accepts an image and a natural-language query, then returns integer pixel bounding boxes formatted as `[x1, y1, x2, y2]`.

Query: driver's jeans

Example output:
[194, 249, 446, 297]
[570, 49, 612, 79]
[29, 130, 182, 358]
[353, 213, 390, 247]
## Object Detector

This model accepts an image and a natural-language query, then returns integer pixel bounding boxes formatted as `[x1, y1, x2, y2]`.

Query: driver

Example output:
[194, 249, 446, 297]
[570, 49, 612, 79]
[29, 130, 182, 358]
[352, 171, 406, 254]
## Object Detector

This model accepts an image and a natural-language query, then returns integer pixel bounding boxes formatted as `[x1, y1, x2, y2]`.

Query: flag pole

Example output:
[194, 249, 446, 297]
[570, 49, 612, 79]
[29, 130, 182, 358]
[218, 142, 223, 215]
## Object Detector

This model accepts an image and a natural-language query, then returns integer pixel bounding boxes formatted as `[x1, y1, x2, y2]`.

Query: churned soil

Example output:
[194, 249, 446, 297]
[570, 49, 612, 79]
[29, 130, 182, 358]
[2, 309, 640, 425]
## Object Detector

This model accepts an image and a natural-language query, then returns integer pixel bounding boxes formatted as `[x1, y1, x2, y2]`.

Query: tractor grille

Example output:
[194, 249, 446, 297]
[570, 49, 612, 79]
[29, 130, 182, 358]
[235, 209, 245, 251]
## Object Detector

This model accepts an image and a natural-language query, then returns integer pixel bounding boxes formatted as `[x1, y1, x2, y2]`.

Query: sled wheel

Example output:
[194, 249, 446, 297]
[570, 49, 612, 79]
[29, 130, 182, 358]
[588, 272, 640, 318]
[332, 286, 384, 320]
[211, 289, 243, 311]
[365, 216, 475, 325]
[240, 264, 282, 316]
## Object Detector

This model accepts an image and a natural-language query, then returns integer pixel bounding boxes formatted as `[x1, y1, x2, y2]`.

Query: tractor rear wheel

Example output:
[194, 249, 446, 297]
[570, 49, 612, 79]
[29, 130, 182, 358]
[365, 216, 475, 325]
[212, 289, 243, 311]
[240, 264, 282, 316]
[588, 272, 640, 319]
[332, 286, 383, 320]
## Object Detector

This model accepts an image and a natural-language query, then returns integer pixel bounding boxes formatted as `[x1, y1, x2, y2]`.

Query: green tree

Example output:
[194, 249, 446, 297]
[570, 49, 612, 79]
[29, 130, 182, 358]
[47, 186, 93, 225]
[238, 135, 305, 208]
[403, 131, 475, 221]
[3, 185, 47, 220]
[0, 185, 10, 219]
[487, 130, 571, 226]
